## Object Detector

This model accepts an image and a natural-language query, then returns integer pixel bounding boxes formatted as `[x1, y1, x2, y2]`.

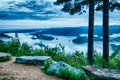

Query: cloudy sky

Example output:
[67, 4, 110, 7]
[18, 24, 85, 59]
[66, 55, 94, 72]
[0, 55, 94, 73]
[0, 0, 120, 29]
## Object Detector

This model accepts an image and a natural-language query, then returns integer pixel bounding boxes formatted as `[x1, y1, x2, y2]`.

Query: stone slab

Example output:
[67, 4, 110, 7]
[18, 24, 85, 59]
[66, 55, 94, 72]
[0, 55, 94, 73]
[82, 66, 120, 80]
[0, 52, 11, 58]
[0, 52, 11, 62]
[15, 56, 52, 66]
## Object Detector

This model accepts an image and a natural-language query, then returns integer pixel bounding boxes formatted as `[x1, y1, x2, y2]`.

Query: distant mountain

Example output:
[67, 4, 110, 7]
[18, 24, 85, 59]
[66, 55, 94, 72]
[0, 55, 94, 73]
[1, 25, 120, 37]
[39, 25, 120, 36]
[39, 27, 88, 36]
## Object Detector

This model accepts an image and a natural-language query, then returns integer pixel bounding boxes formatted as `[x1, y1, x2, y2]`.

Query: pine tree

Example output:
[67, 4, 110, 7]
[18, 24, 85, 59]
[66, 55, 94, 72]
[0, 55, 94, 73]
[54, 0, 120, 65]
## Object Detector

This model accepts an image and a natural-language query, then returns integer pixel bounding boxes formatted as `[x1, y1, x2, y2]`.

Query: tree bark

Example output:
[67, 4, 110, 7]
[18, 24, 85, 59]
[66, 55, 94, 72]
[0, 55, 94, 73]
[103, 0, 109, 67]
[88, 0, 94, 65]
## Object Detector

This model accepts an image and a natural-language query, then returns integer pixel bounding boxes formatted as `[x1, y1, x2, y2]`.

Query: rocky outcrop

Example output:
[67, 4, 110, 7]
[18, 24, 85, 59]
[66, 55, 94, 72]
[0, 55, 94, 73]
[82, 66, 120, 80]
[46, 61, 86, 80]
[0, 52, 11, 62]
[15, 56, 52, 66]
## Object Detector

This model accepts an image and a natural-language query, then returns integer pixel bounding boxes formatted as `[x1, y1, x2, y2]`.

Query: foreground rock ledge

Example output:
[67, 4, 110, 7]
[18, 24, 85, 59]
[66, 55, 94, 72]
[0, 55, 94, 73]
[82, 66, 120, 80]
[0, 52, 11, 62]
[46, 61, 86, 80]
[15, 56, 52, 66]
[0, 52, 11, 58]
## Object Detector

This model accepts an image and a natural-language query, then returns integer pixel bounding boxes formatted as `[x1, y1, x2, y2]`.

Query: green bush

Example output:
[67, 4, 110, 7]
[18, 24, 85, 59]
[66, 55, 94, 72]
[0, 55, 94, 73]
[109, 58, 120, 70]
[94, 53, 103, 67]
[15, 42, 33, 57]
[44, 59, 52, 71]
[0, 39, 20, 55]
[0, 56, 10, 62]
[0, 77, 13, 80]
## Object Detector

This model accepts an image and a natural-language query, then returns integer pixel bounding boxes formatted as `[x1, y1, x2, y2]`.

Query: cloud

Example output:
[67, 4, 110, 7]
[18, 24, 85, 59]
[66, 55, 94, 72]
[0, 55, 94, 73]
[0, 0, 61, 20]
[0, 0, 120, 27]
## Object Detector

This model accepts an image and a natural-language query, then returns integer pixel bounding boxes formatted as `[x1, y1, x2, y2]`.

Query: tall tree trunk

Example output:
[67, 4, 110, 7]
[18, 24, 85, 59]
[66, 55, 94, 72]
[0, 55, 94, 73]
[88, 0, 94, 65]
[103, 0, 109, 67]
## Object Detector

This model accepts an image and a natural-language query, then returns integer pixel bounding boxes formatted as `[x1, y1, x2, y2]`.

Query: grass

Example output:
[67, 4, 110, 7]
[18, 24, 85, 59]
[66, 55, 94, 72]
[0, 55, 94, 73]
[0, 78, 13, 80]
[0, 56, 10, 62]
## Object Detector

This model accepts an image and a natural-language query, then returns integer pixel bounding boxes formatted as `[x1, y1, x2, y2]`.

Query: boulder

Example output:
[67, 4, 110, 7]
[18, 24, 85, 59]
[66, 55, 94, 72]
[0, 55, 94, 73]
[15, 56, 52, 66]
[46, 61, 86, 80]
[0, 52, 11, 62]
[82, 66, 120, 80]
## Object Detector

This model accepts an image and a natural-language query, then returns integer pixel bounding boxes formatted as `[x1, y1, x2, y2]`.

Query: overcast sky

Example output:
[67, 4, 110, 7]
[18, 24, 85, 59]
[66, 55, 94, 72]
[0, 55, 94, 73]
[0, 0, 120, 29]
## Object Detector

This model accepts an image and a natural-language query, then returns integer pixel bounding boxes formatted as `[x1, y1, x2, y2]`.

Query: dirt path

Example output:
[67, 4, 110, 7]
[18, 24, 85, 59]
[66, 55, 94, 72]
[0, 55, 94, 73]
[0, 57, 63, 80]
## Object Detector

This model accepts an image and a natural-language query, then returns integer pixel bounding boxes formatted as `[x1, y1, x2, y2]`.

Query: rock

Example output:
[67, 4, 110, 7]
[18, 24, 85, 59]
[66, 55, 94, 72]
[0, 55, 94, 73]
[15, 56, 52, 66]
[0, 52, 11, 58]
[0, 52, 11, 62]
[46, 61, 86, 80]
[46, 61, 62, 76]
[82, 66, 120, 80]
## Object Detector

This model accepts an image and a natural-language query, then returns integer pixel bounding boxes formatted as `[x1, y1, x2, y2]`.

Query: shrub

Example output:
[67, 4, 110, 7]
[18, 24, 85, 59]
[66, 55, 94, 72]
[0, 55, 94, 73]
[109, 58, 120, 70]
[0, 56, 10, 62]
[15, 42, 33, 57]
[0, 77, 13, 80]
[94, 53, 103, 67]
[0, 39, 20, 56]
[44, 59, 52, 71]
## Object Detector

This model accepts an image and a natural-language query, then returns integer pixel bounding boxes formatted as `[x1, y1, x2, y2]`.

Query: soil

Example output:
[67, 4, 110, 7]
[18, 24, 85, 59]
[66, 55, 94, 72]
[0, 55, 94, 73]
[0, 57, 63, 80]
